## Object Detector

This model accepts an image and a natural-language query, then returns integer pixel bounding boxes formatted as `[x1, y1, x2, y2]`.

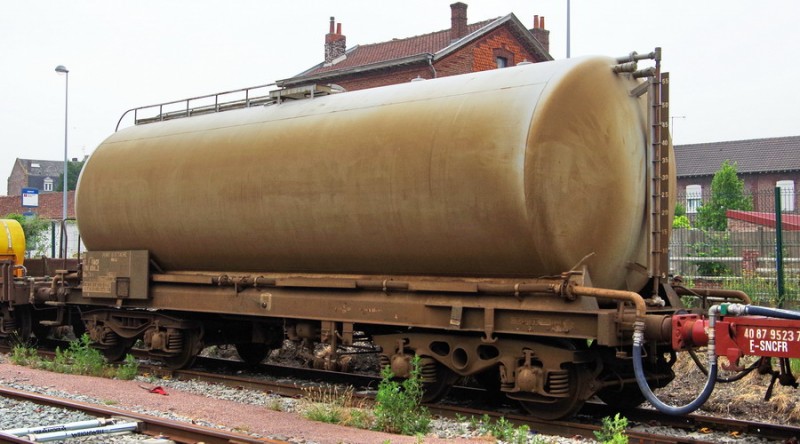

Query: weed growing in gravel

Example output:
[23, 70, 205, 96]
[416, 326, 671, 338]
[10, 344, 40, 366]
[8, 334, 138, 380]
[115, 354, 140, 380]
[469, 414, 533, 443]
[594, 413, 629, 444]
[373, 355, 431, 436]
[301, 384, 373, 427]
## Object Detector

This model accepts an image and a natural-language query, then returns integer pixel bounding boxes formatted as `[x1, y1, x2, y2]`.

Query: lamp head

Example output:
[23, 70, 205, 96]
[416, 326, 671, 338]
[55, 65, 69, 74]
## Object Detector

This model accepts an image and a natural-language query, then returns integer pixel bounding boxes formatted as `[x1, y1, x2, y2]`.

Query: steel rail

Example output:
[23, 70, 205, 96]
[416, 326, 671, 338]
[4, 345, 800, 442]
[0, 386, 284, 444]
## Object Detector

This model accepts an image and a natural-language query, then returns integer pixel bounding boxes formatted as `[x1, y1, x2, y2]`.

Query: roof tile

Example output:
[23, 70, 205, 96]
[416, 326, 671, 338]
[675, 135, 800, 177]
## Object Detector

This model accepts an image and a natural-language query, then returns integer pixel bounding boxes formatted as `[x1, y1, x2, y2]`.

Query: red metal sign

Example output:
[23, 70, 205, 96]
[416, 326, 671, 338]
[722, 317, 800, 359]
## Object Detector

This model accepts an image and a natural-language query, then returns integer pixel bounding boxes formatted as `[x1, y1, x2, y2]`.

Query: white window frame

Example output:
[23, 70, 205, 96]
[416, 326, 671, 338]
[686, 184, 702, 214]
[777, 180, 795, 212]
[43, 177, 54, 192]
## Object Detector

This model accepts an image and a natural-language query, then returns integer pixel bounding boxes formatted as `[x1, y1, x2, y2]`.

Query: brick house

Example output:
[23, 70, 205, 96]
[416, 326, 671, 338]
[7, 158, 65, 196]
[0, 191, 79, 258]
[278, 2, 552, 91]
[0, 190, 75, 220]
[674, 136, 800, 215]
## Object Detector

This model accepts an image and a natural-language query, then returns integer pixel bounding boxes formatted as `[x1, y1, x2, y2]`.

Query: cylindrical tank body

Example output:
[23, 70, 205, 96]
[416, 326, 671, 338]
[0, 219, 25, 266]
[77, 56, 653, 290]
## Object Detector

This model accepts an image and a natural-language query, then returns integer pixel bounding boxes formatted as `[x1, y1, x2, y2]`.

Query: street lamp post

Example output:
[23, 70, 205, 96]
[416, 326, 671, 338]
[55, 64, 69, 258]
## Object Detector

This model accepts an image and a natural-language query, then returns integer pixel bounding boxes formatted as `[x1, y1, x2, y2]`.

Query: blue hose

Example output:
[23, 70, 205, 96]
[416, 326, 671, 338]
[632, 306, 720, 415]
[633, 340, 717, 415]
[742, 305, 800, 320]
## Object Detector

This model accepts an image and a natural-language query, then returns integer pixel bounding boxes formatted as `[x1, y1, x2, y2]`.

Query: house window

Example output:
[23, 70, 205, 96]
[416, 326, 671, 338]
[686, 184, 702, 214]
[43, 177, 54, 192]
[492, 47, 514, 69]
[777, 180, 795, 212]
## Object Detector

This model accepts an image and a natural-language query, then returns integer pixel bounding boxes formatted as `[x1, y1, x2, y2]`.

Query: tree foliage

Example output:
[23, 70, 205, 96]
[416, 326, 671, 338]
[55, 159, 85, 192]
[3, 213, 51, 257]
[695, 160, 752, 231]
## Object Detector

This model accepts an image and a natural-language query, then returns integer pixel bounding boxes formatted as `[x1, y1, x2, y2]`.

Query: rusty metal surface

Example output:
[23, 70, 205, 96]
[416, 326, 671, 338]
[83, 250, 149, 299]
[77, 56, 649, 291]
[67, 279, 619, 343]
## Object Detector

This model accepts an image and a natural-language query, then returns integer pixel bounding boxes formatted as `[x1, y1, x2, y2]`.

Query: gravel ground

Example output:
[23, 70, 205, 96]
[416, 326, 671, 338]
[0, 353, 546, 444]
[1, 350, 796, 443]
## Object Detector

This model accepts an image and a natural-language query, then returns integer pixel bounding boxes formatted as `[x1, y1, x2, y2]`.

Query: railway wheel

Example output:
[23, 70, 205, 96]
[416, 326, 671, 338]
[473, 367, 506, 404]
[234, 343, 272, 365]
[419, 359, 459, 403]
[162, 329, 201, 370]
[596, 383, 646, 410]
[100, 334, 134, 363]
[518, 365, 591, 420]
[1, 305, 32, 344]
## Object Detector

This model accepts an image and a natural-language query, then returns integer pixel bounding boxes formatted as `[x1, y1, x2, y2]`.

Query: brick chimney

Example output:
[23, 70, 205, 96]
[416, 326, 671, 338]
[450, 2, 468, 41]
[325, 17, 346, 64]
[530, 15, 550, 54]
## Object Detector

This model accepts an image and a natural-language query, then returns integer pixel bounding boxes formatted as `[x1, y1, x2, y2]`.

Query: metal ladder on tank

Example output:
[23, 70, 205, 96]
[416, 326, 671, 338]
[614, 48, 672, 301]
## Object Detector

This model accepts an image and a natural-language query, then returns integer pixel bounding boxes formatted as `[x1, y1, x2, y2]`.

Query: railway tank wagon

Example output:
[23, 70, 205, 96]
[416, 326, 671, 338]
[71, 53, 669, 419]
[12, 48, 794, 420]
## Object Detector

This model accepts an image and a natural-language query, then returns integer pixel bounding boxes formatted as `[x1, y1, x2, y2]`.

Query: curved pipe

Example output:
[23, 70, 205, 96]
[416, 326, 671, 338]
[674, 286, 751, 305]
[571, 286, 646, 319]
[633, 305, 720, 415]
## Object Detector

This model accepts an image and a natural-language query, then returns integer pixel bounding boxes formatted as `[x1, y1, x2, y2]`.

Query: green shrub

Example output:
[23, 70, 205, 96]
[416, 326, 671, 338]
[10, 344, 41, 367]
[689, 230, 733, 276]
[469, 414, 532, 443]
[373, 355, 431, 435]
[115, 354, 140, 380]
[595, 413, 629, 444]
[9, 334, 138, 380]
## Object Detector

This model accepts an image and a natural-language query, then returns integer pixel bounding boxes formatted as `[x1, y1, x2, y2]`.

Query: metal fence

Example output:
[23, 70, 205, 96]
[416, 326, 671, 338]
[26, 220, 84, 260]
[671, 188, 799, 308]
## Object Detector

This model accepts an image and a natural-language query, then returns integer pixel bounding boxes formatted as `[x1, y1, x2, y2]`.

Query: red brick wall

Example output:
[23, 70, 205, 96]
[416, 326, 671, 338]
[7, 160, 26, 196]
[471, 27, 540, 71]
[678, 172, 799, 213]
[436, 27, 542, 77]
[0, 190, 75, 219]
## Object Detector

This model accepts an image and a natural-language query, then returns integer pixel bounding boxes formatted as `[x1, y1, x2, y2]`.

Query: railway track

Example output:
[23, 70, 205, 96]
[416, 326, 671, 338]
[160, 355, 800, 442]
[0, 386, 282, 443]
[3, 344, 799, 443]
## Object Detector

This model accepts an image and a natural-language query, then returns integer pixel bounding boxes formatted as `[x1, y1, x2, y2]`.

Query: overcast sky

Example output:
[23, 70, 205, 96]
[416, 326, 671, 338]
[2, 0, 798, 195]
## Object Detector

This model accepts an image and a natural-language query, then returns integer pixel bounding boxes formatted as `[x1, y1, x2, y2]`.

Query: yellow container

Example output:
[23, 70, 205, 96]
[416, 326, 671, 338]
[0, 219, 26, 268]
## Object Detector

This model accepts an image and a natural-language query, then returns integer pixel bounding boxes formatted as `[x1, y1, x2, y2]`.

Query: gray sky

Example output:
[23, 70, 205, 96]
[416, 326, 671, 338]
[2, 1, 798, 195]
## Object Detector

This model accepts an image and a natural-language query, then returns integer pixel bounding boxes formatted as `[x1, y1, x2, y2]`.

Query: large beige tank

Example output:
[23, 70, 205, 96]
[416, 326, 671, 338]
[77, 56, 653, 290]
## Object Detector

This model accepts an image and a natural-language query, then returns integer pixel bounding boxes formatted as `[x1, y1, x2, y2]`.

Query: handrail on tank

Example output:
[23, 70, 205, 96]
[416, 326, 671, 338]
[115, 82, 277, 131]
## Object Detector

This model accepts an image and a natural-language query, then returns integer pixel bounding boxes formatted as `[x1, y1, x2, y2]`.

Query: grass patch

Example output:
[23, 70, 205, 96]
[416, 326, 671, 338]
[594, 413, 629, 444]
[301, 384, 372, 428]
[373, 355, 431, 436]
[8, 334, 139, 380]
[467, 414, 533, 443]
